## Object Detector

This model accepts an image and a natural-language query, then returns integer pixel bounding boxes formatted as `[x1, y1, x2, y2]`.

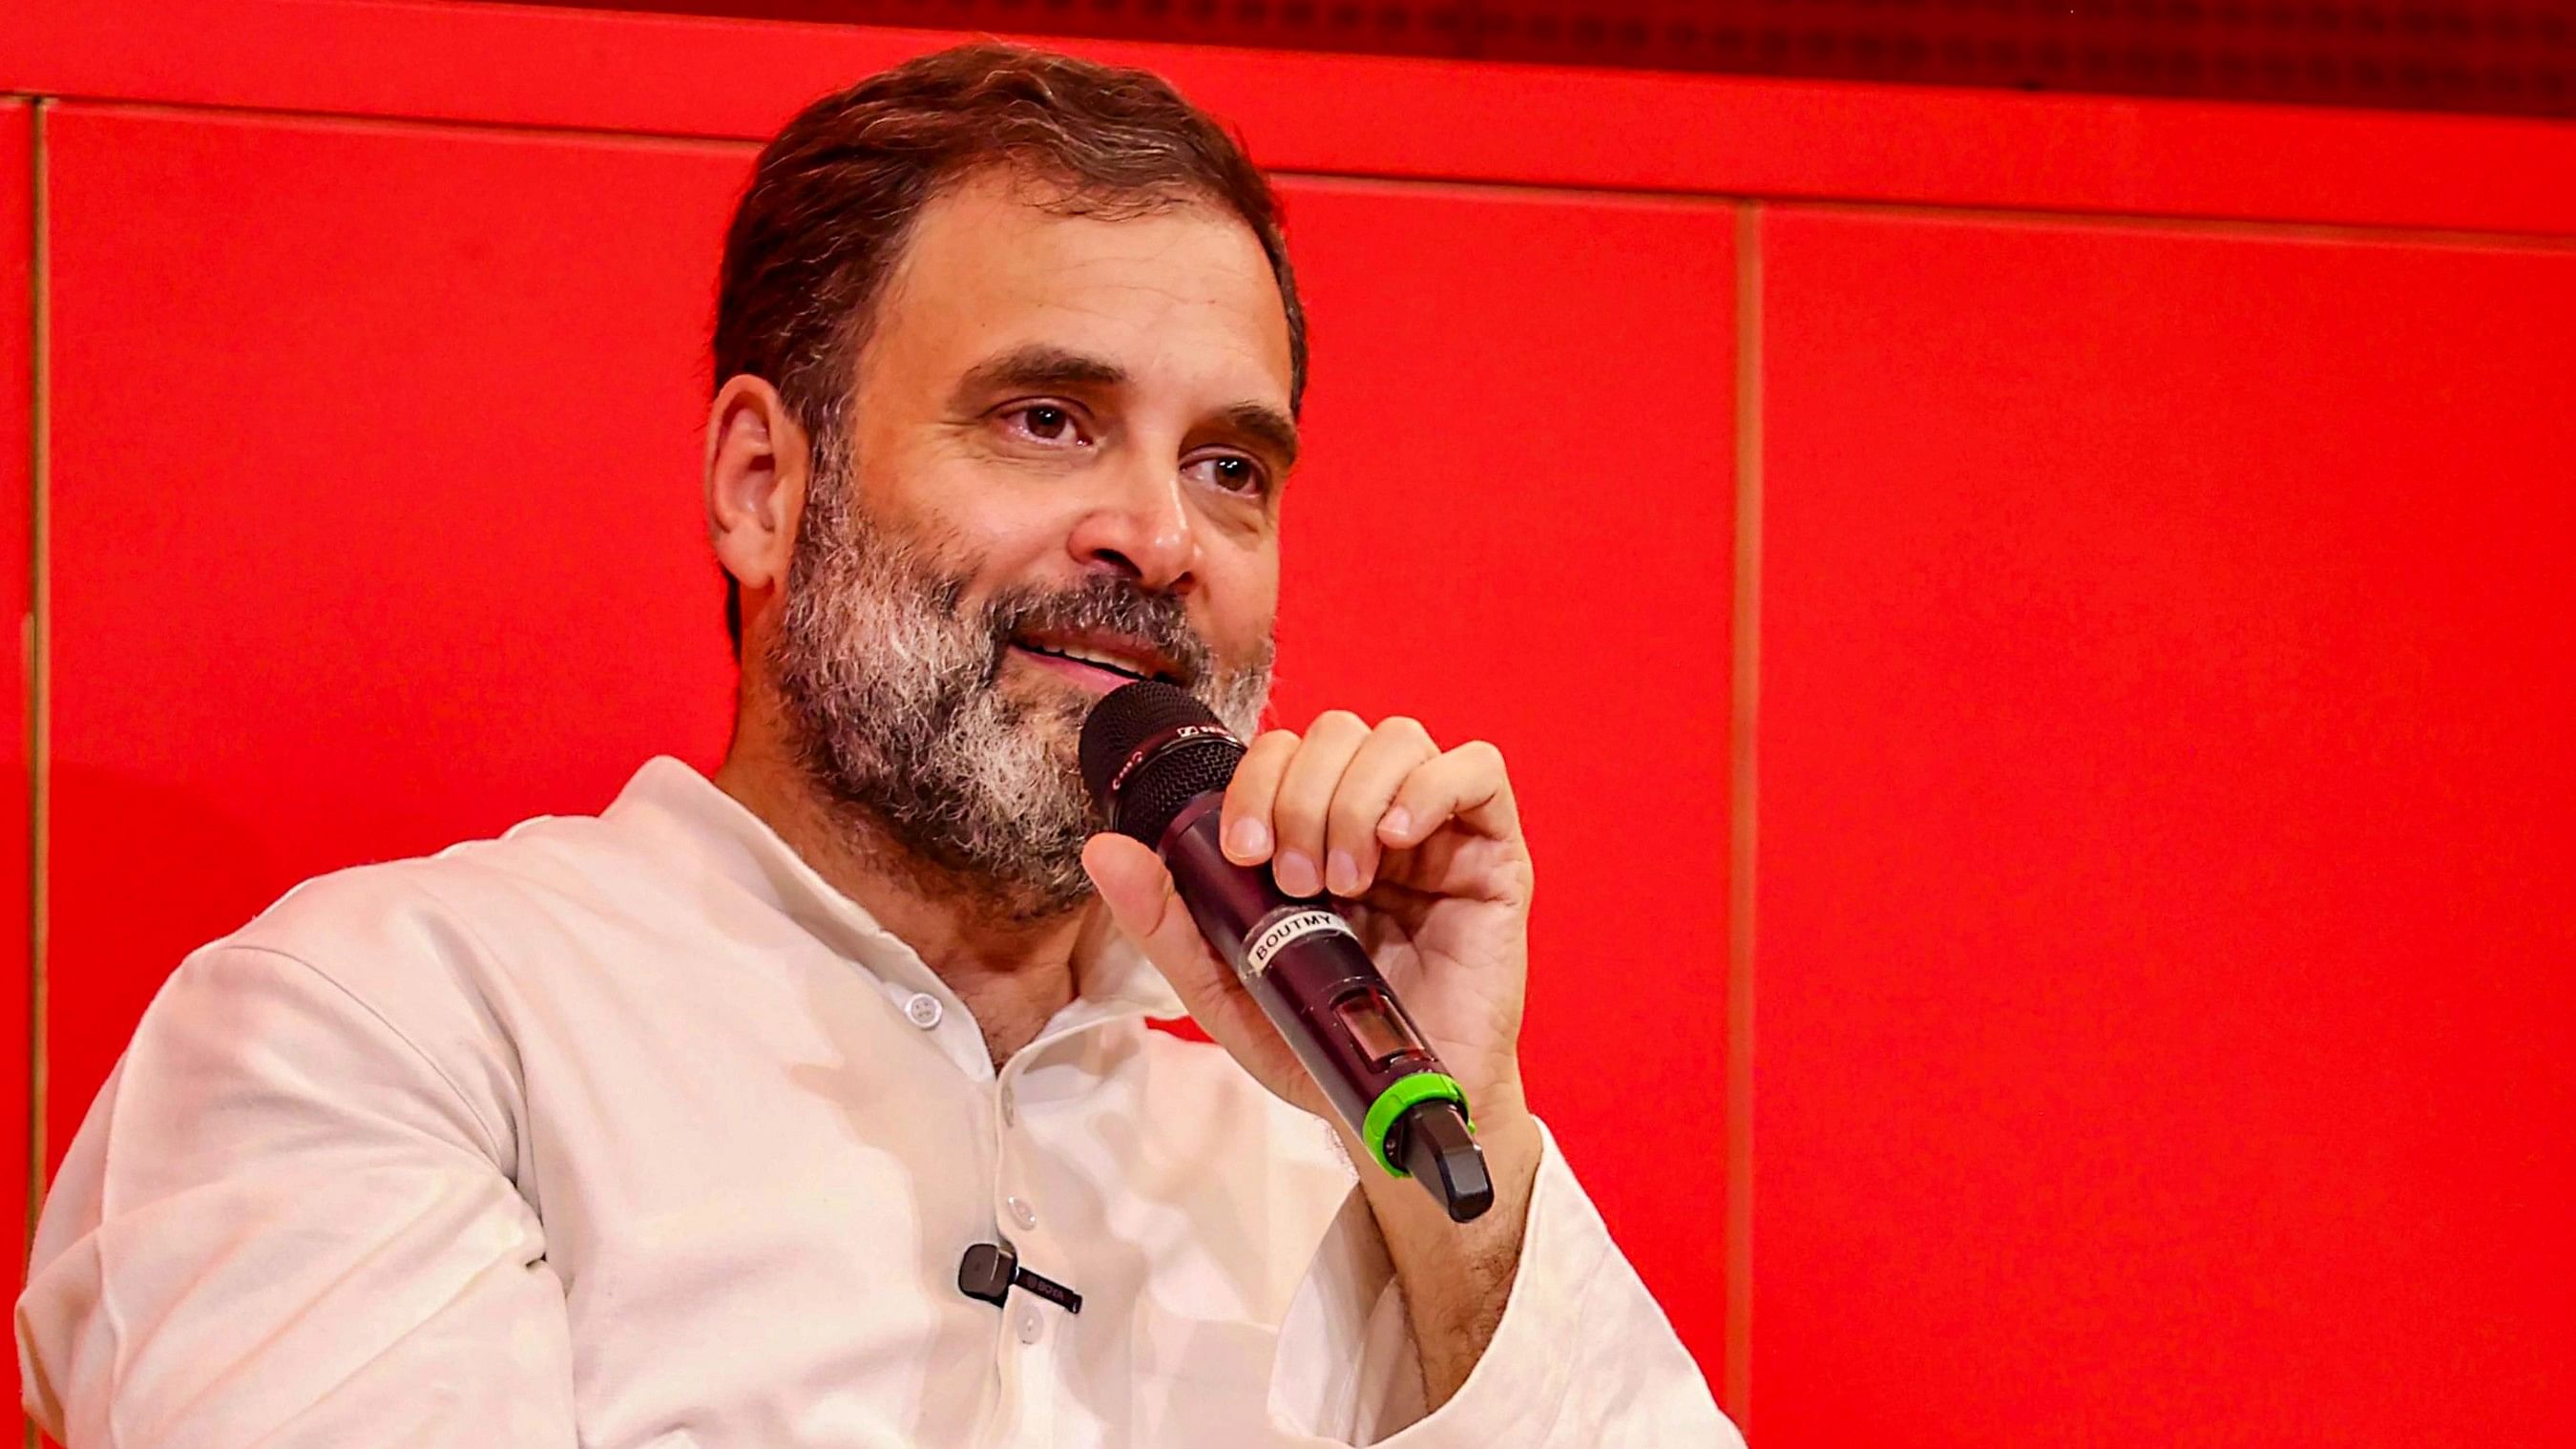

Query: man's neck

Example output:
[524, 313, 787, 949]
[711, 722, 1108, 1070]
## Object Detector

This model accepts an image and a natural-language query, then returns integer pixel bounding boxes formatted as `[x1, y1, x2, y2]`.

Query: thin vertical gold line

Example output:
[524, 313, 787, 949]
[22, 97, 49, 1449]
[1723, 201, 1762, 1427]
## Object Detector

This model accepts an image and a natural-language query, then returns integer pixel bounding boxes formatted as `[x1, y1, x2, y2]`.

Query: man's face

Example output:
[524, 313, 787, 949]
[766, 171, 1295, 919]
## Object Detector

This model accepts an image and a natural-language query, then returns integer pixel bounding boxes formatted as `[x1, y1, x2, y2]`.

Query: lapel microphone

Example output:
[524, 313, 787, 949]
[957, 1240, 1082, 1315]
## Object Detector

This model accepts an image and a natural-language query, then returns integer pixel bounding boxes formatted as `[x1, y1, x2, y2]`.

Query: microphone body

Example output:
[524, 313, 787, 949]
[1083, 684, 1493, 1222]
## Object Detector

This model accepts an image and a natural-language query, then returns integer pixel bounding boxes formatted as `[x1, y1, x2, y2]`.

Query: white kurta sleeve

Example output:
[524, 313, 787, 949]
[1268, 1119, 1741, 1448]
[17, 943, 578, 1449]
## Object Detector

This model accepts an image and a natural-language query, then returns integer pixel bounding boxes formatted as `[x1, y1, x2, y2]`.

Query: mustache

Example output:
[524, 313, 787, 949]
[974, 574, 1217, 690]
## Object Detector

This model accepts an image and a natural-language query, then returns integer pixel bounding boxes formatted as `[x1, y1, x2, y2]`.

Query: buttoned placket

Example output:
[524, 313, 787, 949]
[806, 897, 995, 1085]
[977, 997, 1158, 1447]
[802, 866, 1179, 1448]
[881, 976, 995, 1082]
[834, 941, 1063, 1443]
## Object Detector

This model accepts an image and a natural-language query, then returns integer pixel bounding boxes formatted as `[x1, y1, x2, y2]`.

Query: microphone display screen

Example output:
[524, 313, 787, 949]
[1333, 989, 1426, 1069]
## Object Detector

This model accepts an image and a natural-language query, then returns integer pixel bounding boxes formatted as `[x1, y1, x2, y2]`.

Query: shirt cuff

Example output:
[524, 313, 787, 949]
[1267, 1117, 1621, 1446]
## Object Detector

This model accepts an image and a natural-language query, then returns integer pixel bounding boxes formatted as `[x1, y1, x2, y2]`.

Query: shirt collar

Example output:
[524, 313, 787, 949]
[599, 755, 1186, 1022]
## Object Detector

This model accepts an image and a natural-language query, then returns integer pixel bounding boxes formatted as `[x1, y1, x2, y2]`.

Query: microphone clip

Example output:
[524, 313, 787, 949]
[957, 1240, 1083, 1315]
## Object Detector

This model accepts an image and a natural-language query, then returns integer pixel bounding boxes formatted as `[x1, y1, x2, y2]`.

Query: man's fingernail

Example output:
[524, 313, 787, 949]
[1326, 850, 1359, 896]
[1227, 818, 1270, 860]
[1379, 807, 1411, 841]
[1274, 850, 1320, 897]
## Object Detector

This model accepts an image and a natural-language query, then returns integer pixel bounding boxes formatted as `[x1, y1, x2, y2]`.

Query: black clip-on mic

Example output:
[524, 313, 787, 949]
[958, 1240, 1082, 1315]
[1080, 682, 1494, 1224]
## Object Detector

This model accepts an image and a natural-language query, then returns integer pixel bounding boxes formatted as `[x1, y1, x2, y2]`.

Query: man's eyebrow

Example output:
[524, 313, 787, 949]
[950, 344, 1298, 469]
[1216, 401, 1301, 472]
[948, 345, 1129, 409]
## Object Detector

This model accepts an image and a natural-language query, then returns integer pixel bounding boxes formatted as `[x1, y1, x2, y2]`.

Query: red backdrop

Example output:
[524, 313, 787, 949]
[9, 1, 2575, 1442]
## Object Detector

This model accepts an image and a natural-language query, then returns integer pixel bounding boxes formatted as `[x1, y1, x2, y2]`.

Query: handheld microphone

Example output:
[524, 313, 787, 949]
[1080, 682, 1492, 1223]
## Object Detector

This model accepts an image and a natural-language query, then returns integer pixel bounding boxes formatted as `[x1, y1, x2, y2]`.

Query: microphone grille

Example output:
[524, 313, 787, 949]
[1079, 682, 1246, 845]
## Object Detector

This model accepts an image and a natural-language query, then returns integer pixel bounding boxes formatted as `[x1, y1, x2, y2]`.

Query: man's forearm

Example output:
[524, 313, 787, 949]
[1346, 1102, 1546, 1410]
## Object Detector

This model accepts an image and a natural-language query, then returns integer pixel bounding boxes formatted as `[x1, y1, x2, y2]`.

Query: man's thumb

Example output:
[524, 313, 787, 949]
[1082, 834, 1231, 1010]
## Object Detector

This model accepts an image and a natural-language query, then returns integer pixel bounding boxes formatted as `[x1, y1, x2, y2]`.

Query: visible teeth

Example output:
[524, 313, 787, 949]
[1028, 641, 1148, 678]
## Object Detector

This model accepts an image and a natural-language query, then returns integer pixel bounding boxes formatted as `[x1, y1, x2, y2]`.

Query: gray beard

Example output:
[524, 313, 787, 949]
[764, 462, 1272, 923]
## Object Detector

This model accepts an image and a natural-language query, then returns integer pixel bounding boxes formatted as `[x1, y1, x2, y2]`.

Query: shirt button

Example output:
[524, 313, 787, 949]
[903, 993, 943, 1029]
[1007, 1196, 1038, 1230]
[1016, 1310, 1043, 1345]
[999, 1087, 1017, 1126]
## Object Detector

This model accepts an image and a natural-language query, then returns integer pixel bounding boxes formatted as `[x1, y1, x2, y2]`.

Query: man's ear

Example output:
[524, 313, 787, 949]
[705, 374, 813, 645]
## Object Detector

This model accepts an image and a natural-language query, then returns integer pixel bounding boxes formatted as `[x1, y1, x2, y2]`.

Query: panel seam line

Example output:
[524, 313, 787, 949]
[24, 94, 50, 1449]
[1724, 200, 1761, 1427]
[19, 94, 2576, 250]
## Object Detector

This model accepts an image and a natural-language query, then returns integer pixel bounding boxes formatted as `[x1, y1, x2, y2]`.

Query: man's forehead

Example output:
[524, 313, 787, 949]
[869, 172, 1295, 405]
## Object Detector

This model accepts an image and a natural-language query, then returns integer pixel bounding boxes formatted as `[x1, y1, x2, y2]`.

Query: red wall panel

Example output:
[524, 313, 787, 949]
[42, 108, 748, 1174]
[1753, 209, 2576, 1444]
[22, 1, 2576, 1434]
[1272, 180, 1736, 1377]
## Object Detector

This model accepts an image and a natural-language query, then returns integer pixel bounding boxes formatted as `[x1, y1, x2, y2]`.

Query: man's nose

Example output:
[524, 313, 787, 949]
[1067, 456, 1198, 594]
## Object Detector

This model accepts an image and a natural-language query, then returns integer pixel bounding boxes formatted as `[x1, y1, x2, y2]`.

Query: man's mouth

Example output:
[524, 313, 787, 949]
[1007, 630, 1183, 694]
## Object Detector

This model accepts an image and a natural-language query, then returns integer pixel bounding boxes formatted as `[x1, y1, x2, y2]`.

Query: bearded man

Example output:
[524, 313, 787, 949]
[20, 44, 1733, 1449]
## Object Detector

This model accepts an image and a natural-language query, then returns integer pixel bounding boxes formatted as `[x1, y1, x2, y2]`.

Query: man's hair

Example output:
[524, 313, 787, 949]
[712, 42, 1309, 658]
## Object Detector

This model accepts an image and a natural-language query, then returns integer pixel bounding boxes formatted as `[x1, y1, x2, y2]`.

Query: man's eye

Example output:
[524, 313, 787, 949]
[1186, 453, 1267, 496]
[1003, 405, 1086, 446]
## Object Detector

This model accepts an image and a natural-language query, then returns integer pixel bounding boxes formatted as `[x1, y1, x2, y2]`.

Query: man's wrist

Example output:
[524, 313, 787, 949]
[1346, 1102, 1544, 1411]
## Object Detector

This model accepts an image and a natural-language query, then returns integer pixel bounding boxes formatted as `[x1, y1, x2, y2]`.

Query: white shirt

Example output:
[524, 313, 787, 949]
[20, 757, 1735, 1448]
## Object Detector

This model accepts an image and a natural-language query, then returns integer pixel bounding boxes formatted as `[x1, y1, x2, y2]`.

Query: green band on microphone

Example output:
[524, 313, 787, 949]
[1362, 1071, 1474, 1177]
